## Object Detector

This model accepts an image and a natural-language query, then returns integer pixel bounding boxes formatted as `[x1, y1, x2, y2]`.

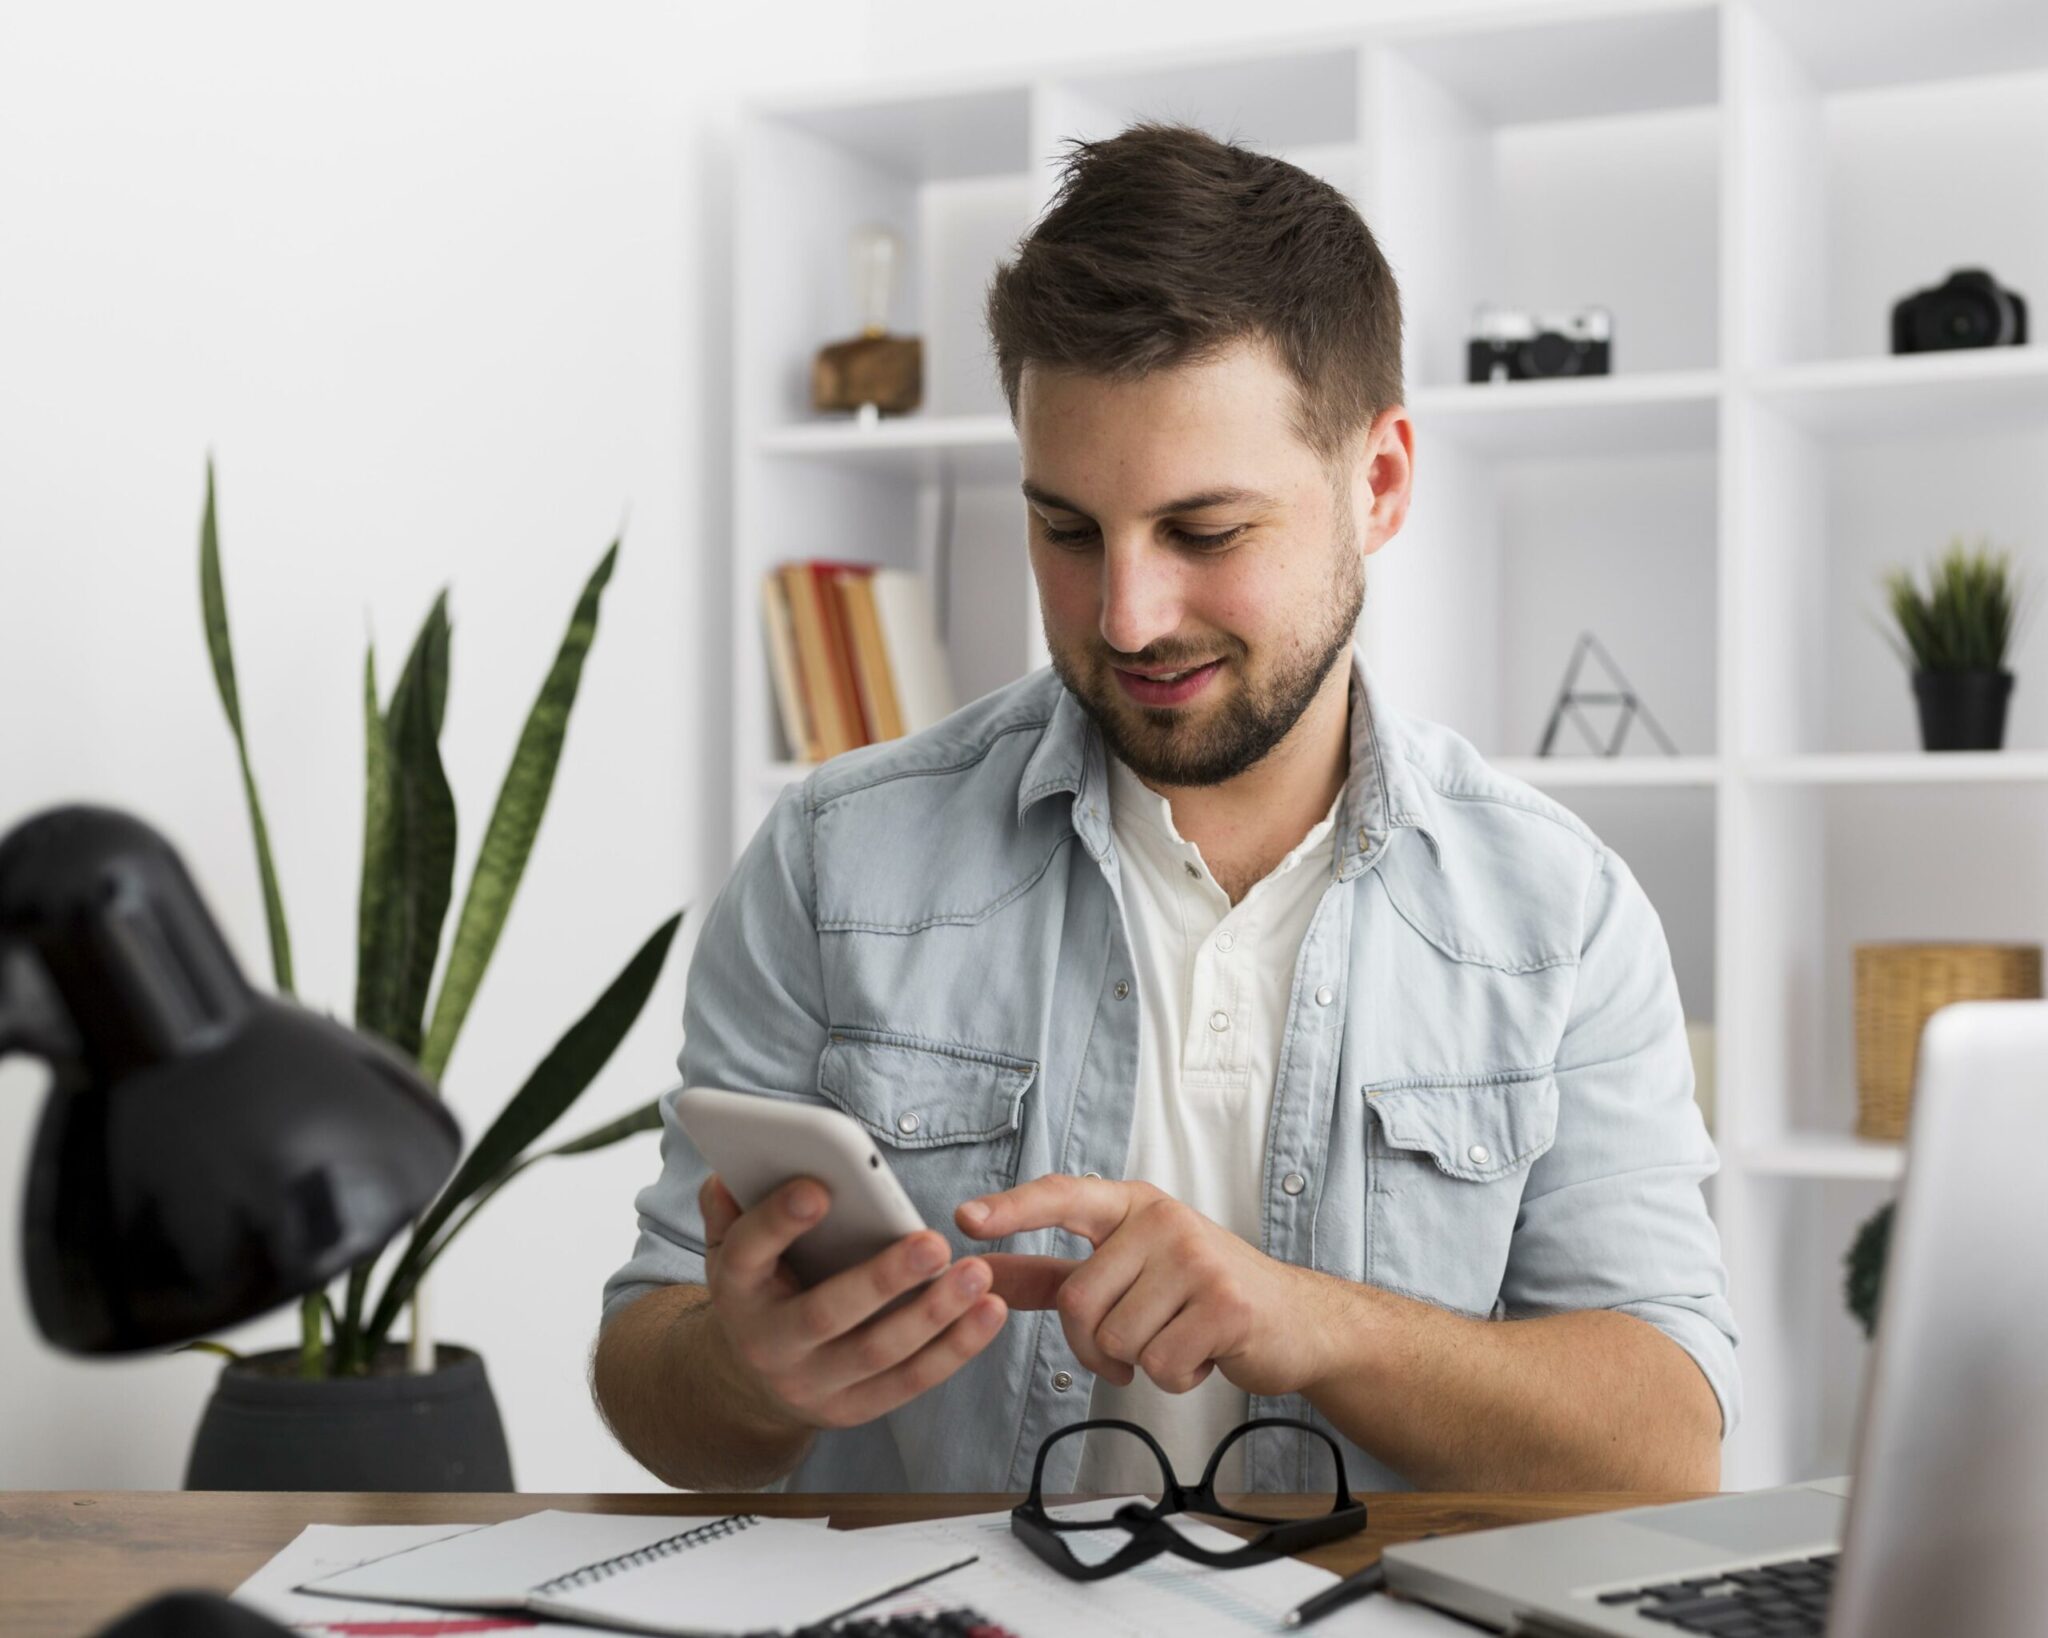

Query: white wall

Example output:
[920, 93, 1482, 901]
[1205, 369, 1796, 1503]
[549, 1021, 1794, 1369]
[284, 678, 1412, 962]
[0, 0, 872, 1492]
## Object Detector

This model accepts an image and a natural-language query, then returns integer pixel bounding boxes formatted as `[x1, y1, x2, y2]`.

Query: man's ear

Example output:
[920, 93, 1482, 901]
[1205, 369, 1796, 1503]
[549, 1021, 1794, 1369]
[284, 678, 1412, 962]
[1356, 404, 1414, 552]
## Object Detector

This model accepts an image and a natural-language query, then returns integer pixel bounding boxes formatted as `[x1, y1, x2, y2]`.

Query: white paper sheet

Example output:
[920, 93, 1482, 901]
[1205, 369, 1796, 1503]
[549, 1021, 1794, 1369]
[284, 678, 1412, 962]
[232, 1523, 577, 1633]
[838, 1498, 1464, 1635]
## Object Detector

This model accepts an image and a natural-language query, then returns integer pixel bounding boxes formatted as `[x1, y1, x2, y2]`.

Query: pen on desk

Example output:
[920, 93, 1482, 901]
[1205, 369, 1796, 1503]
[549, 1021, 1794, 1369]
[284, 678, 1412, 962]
[1285, 1559, 1387, 1626]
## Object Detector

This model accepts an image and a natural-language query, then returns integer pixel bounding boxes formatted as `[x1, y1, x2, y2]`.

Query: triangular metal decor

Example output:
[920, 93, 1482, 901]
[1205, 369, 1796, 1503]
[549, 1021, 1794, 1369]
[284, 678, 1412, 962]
[1537, 632, 1680, 758]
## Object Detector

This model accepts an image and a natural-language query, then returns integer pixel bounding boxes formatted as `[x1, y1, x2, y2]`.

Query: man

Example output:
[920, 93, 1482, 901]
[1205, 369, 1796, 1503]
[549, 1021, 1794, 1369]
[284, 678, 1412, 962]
[593, 122, 1736, 1496]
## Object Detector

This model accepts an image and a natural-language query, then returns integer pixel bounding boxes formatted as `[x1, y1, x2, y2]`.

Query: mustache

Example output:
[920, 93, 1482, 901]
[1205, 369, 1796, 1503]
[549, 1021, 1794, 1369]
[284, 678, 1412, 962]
[1100, 642, 1237, 669]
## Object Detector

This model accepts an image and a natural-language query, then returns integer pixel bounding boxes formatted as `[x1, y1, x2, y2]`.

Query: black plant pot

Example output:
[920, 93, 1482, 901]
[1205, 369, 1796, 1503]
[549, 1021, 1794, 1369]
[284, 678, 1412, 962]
[185, 1343, 513, 1491]
[1913, 668, 2014, 751]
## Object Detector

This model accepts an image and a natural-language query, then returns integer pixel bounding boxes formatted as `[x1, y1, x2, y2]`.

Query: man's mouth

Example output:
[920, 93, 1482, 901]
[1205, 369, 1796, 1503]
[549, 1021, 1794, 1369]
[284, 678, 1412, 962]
[1112, 658, 1224, 706]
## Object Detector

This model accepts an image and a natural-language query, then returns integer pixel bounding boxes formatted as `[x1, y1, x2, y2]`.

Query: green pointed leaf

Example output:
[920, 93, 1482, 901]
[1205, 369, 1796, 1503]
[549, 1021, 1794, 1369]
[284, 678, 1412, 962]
[199, 459, 295, 995]
[362, 596, 457, 1060]
[543, 1096, 665, 1157]
[419, 542, 619, 1082]
[355, 643, 398, 1042]
[363, 909, 681, 1351]
[373, 1099, 669, 1339]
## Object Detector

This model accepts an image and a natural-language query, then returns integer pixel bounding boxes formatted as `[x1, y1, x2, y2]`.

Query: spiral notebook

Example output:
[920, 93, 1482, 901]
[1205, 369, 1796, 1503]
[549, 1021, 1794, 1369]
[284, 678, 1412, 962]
[297, 1508, 977, 1636]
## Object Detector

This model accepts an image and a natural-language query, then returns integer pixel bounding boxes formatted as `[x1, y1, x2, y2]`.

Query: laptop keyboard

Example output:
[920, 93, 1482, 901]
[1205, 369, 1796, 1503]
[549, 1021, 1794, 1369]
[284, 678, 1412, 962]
[1594, 1551, 1838, 1635]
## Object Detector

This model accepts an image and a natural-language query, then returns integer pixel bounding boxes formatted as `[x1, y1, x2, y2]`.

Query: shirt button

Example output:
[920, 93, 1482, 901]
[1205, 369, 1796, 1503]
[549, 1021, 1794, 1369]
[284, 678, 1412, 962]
[1209, 1010, 1230, 1033]
[896, 1112, 921, 1136]
[1216, 931, 1235, 952]
[1468, 1144, 1491, 1165]
[1281, 1172, 1307, 1196]
[1184, 861, 1201, 880]
[1315, 985, 1333, 1006]
[1113, 980, 1129, 1000]
[1052, 1370, 1074, 1392]
[1082, 1170, 1103, 1181]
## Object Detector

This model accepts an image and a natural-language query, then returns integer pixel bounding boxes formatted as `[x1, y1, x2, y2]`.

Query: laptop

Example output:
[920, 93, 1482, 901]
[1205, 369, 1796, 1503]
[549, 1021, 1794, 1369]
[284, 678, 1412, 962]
[1380, 999, 2048, 1637]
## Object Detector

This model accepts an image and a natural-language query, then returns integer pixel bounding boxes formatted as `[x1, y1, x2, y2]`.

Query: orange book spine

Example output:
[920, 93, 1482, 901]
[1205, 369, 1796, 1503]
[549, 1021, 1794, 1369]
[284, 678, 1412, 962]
[836, 568, 906, 742]
[807, 560, 873, 748]
[778, 563, 857, 758]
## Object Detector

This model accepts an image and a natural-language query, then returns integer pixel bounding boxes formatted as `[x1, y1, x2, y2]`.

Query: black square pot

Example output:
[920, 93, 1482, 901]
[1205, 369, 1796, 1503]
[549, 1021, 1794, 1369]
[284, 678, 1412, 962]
[1913, 669, 2014, 751]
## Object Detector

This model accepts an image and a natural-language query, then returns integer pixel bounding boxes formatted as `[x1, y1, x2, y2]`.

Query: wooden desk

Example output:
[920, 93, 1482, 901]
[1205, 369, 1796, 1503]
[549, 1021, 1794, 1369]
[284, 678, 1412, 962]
[0, 1489, 1697, 1638]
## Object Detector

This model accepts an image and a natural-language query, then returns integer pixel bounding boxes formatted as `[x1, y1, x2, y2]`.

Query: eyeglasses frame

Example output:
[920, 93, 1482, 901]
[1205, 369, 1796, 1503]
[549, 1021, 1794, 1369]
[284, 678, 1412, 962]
[1009, 1415, 1369, 1582]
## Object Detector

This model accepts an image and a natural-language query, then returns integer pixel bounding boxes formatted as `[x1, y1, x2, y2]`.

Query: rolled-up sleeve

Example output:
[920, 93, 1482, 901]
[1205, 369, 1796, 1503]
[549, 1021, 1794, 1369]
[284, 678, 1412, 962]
[599, 781, 831, 1333]
[1502, 844, 1741, 1436]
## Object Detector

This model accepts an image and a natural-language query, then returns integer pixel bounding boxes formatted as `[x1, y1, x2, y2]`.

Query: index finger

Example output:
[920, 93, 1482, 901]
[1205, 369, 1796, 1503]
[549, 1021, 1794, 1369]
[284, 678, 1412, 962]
[956, 1175, 1137, 1246]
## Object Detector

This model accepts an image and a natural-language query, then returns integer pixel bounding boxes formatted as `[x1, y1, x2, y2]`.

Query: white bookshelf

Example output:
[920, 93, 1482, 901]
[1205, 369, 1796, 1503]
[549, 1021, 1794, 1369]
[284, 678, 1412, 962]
[733, 0, 2048, 1489]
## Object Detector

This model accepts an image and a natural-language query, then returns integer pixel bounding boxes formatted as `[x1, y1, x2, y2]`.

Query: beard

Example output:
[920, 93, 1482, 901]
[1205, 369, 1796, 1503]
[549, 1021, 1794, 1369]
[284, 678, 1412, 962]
[1047, 530, 1365, 789]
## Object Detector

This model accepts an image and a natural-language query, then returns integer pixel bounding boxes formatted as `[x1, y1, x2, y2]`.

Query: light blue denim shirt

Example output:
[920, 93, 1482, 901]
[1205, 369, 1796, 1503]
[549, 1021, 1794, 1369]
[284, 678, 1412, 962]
[603, 652, 1738, 1493]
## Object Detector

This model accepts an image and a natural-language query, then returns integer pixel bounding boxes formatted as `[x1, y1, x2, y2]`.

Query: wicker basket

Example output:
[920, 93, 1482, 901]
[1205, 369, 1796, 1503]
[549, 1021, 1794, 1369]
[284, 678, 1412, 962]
[1854, 942, 2043, 1140]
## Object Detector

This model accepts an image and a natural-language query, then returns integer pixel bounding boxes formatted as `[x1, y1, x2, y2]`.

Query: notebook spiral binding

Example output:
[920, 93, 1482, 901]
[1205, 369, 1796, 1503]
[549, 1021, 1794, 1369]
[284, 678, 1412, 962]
[535, 1515, 764, 1595]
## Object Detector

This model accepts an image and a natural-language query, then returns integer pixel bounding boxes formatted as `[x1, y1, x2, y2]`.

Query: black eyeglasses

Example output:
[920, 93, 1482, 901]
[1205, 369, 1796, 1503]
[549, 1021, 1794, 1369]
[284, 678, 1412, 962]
[1009, 1416, 1368, 1581]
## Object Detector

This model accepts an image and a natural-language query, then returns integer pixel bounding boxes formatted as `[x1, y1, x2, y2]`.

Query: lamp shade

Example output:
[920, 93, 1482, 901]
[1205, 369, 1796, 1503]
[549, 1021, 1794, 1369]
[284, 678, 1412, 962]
[0, 805, 459, 1354]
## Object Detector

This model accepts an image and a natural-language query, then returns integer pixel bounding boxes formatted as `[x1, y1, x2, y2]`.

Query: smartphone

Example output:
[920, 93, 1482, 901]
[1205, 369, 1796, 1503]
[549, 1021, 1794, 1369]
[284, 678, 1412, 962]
[674, 1085, 932, 1287]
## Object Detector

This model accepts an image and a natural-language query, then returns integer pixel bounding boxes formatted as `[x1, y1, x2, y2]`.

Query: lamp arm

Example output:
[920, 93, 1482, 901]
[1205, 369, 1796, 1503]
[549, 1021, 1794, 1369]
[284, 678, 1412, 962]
[0, 935, 82, 1064]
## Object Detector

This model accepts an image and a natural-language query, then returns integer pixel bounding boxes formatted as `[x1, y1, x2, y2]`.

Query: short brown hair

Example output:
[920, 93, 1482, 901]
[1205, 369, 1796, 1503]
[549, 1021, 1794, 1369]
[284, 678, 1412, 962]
[985, 121, 1404, 465]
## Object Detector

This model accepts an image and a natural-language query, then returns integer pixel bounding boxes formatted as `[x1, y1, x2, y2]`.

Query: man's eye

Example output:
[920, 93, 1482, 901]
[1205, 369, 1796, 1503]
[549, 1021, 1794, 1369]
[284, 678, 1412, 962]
[1037, 521, 1098, 547]
[1036, 520, 1245, 550]
[1169, 526, 1245, 549]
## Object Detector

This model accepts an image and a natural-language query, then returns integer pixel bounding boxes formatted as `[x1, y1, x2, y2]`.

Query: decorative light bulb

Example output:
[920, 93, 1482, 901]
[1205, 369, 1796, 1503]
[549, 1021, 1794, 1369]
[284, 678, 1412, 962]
[851, 223, 901, 339]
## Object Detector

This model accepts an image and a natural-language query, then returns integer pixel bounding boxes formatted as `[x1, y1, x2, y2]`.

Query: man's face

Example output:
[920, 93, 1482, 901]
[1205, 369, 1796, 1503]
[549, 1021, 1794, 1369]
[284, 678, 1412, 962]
[1017, 336, 1403, 788]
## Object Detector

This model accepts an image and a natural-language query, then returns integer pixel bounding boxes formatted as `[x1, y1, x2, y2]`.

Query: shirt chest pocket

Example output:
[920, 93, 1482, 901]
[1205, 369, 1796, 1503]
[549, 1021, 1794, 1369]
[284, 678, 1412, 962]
[817, 1027, 1037, 1254]
[1363, 1067, 1559, 1319]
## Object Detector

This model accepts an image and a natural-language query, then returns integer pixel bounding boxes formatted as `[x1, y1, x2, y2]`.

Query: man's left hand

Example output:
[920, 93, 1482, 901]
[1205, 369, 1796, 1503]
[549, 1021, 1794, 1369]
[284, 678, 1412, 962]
[955, 1175, 1342, 1397]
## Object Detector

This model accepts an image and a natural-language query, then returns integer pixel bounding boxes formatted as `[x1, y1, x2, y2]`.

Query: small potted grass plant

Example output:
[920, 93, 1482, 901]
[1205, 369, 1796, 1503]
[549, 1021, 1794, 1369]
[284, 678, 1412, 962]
[1879, 537, 2030, 751]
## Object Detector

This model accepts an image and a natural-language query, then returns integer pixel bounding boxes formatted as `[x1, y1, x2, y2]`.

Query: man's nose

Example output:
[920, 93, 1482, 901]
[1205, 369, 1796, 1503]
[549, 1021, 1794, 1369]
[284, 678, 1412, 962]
[1097, 539, 1184, 659]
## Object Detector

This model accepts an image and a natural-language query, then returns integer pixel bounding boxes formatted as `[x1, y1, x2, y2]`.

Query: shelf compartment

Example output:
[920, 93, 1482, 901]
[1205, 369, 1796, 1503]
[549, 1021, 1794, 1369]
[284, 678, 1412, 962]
[1728, 392, 2048, 759]
[1724, 780, 2048, 1147]
[1368, 16, 1720, 392]
[1373, 443, 1718, 763]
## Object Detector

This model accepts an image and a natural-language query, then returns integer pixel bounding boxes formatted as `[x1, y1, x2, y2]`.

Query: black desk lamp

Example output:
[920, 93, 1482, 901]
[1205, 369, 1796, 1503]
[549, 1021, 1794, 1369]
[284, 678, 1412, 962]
[3, 805, 461, 1636]
[1, 804, 459, 1354]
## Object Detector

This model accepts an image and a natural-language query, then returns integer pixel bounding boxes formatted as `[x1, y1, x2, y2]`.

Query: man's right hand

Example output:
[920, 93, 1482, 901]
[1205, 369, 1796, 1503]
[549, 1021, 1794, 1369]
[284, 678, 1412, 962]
[698, 1173, 1008, 1430]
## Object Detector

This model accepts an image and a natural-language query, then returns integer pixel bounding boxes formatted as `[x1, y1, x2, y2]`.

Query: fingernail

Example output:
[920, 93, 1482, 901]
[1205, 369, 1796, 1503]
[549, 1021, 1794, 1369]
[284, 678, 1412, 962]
[911, 1236, 948, 1275]
[954, 1260, 989, 1296]
[788, 1185, 823, 1221]
[958, 1200, 989, 1229]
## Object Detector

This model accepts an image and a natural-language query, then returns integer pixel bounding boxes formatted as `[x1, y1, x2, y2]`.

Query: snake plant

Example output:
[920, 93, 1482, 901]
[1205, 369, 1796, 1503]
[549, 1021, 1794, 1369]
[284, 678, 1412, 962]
[196, 458, 680, 1376]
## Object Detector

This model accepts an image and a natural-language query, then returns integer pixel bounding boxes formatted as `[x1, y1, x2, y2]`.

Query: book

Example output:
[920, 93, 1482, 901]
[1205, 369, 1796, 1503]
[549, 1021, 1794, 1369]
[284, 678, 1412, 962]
[808, 560, 875, 746]
[761, 570, 822, 763]
[870, 567, 956, 734]
[777, 563, 861, 758]
[298, 1507, 975, 1638]
[836, 566, 907, 742]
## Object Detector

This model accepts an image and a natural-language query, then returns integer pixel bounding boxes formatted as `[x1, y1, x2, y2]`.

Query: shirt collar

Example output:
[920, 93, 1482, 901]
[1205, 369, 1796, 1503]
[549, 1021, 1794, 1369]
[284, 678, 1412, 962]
[1016, 649, 1445, 876]
[1105, 747, 1341, 880]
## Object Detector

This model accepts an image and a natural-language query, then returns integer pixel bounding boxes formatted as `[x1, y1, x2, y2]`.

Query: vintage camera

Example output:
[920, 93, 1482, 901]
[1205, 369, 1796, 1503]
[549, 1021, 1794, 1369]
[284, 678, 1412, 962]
[1467, 305, 1612, 383]
[1892, 268, 2028, 354]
